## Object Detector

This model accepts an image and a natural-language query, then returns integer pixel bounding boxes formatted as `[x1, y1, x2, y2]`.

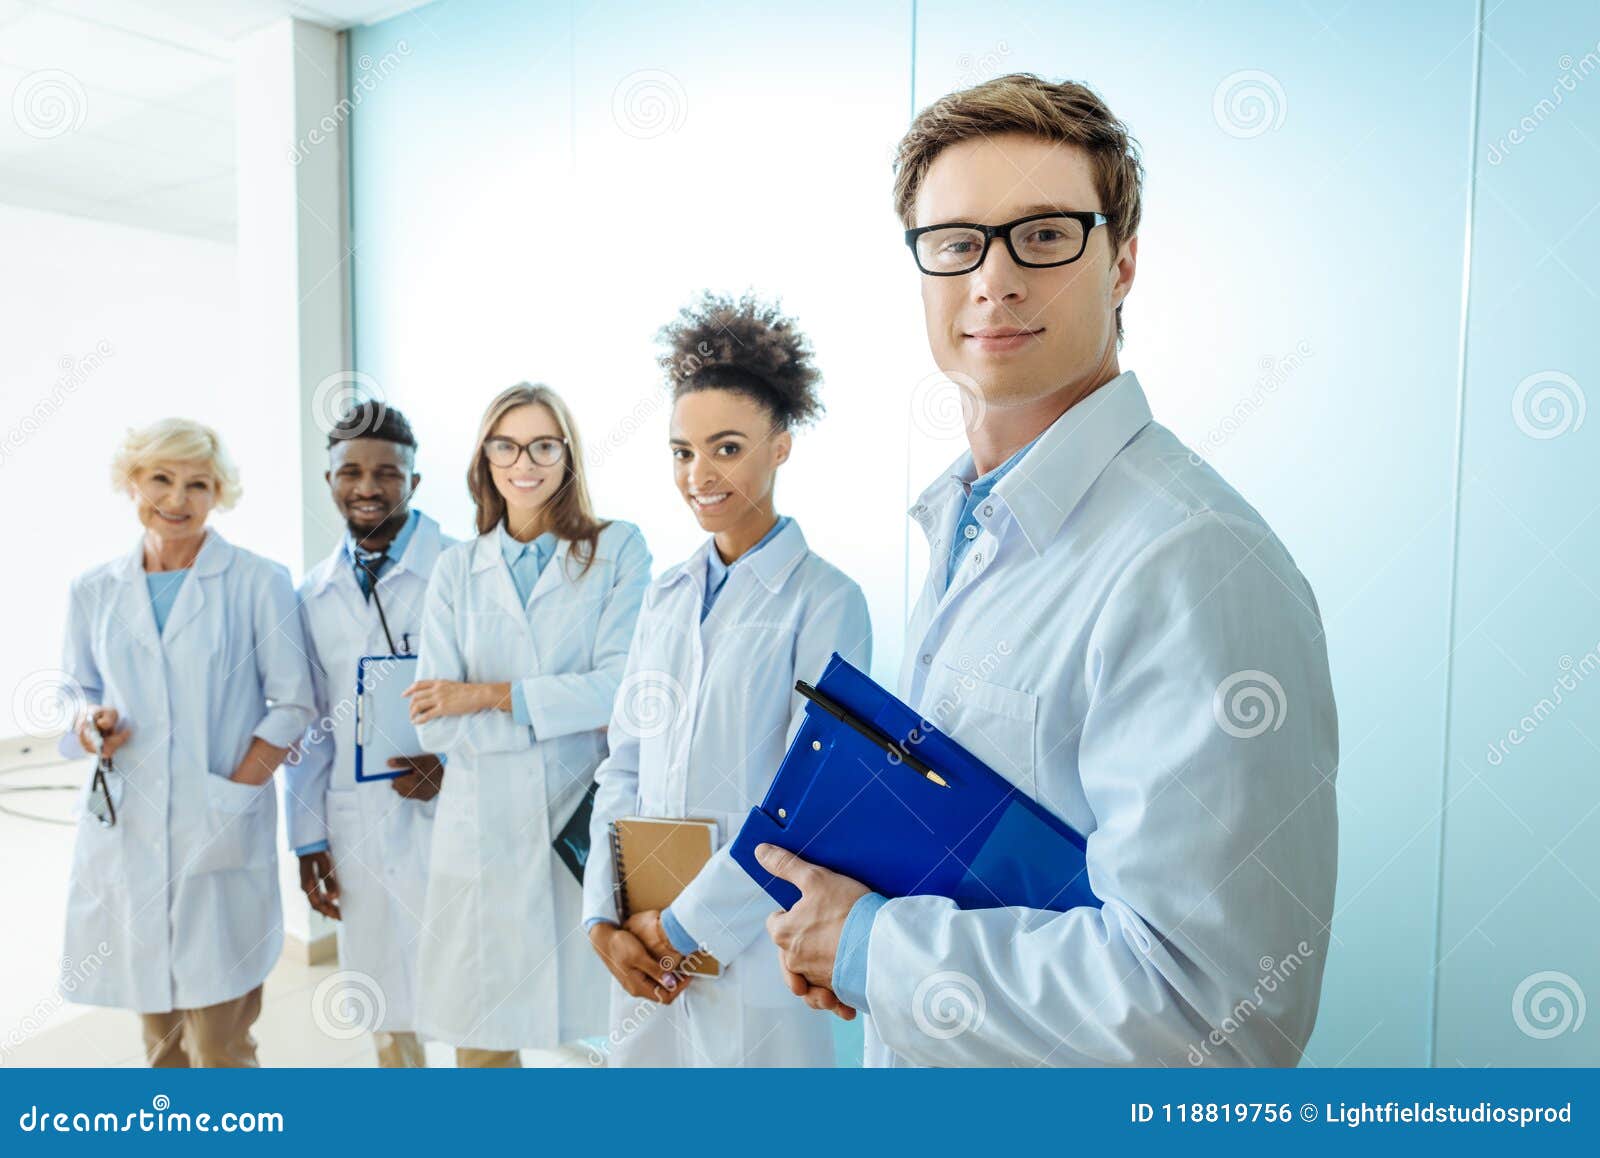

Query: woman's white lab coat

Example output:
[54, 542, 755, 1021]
[582, 519, 871, 1067]
[286, 512, 454, 1032]
[413, 520, 651, 1051]
[56, 530, 315, 1013]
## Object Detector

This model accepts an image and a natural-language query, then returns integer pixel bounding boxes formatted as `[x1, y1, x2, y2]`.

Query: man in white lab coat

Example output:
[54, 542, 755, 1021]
[288, 402, 455, 1067]
[759, 73, 1339, 1067]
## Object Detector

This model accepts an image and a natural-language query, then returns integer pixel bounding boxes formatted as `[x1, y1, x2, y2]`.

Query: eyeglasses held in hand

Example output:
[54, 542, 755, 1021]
[86, 731, 117, 828]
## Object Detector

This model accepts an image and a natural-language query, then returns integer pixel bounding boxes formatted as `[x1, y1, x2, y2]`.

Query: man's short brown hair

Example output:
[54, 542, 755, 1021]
[892, 73, 1143, 341]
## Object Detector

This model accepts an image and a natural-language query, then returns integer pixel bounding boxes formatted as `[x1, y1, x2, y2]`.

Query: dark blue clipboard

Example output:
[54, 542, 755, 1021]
[730, 653, 1100, 913]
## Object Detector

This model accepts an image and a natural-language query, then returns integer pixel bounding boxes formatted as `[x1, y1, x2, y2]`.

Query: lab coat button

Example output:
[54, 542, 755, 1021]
[963, 525, 978, 540]
[981, 504, 993, 517]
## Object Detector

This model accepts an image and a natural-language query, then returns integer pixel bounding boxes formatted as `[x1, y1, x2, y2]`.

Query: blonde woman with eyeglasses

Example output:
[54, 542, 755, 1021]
[406, 383, 651, 1066]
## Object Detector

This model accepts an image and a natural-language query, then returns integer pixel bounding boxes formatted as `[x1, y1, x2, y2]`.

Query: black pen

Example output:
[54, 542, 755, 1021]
[794, 679, 949, 788]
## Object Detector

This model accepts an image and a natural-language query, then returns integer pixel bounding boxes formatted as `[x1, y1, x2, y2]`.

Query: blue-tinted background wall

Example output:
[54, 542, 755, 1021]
[346, 0, 1599, 1065]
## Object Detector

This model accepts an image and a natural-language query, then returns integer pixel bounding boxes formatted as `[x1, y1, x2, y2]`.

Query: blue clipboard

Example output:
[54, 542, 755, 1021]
[730, 653, 1100, 914]
[354, 653, 421, 783]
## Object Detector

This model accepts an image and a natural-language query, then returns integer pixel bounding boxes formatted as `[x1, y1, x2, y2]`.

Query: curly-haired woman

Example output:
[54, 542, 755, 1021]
[581, 291, 872, 1067]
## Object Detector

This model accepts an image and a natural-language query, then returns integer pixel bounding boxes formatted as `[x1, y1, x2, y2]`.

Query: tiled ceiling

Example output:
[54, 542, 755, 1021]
[0, 0, 428, 241]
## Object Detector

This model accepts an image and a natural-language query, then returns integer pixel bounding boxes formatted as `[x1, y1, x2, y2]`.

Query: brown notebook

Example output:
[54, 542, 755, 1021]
[608, 816, 722, 977]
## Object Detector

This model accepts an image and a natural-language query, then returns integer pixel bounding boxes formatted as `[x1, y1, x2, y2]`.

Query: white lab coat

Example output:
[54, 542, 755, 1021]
[860, 370, 1339, 1067]
[582, 519, 872, 1067]
[412, 519, 651, 1051]
[56, 529, 314, 1013]
[286, 511, 455, 1033]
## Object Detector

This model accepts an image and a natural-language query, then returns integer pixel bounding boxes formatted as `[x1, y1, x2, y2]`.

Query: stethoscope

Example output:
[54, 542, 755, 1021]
[354, 553, 414, 658]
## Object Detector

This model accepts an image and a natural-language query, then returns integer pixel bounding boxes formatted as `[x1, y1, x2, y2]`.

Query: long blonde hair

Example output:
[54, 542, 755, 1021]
[468, 383, 607, 575]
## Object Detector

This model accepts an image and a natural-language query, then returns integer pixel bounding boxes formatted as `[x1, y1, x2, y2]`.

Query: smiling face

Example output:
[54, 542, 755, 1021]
[131, 460, 217, 545]
[914, 132, 1136, 410]
[327, 437, 418, 539]
[669, 389, 791, 536]
[485, 402, 565, 525]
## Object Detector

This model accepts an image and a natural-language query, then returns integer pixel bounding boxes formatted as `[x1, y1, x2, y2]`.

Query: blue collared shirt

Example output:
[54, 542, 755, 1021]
[145, 569, 189, 634]
[499, 523, 559, 727]
[946, 435, 1041, 586]
[345, 508, 420, 597]
[702, 515, 792, 622]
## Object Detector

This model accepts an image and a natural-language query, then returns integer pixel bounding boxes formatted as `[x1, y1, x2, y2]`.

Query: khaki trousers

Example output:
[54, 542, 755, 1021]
[374, 1031, 427, 1068]
[139, 985, 263, 1068]
[455, 1047, 522, 1068]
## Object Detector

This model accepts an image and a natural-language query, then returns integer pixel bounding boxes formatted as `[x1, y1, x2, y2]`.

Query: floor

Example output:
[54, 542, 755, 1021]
[0, 736, 583, 1068]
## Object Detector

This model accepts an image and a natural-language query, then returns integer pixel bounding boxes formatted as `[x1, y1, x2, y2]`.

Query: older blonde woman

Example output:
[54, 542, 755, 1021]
[57, 418, 314, 1067]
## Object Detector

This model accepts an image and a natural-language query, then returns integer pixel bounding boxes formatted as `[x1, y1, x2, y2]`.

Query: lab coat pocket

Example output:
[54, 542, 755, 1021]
[198, 772, 274, 873]
[935, 663, 1039, 798]
[71, 773, 125, 877]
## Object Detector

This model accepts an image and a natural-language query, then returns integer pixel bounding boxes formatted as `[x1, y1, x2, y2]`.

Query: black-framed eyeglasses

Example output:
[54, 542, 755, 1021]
[483, 436, 568, 468]
[905, 211, 1111, 276]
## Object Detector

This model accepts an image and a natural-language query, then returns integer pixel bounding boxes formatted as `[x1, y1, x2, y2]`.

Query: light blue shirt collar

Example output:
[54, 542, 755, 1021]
[912, 371, 1155, 556]
[703, 515, 792, 620]
[946, 438, 1038, 584]
[497, 522, 559, 606]
[960, 433, 1039, 496]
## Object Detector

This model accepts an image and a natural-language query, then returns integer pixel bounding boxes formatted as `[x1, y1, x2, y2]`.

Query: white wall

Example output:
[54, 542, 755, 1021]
[0, 202, 299, 737]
